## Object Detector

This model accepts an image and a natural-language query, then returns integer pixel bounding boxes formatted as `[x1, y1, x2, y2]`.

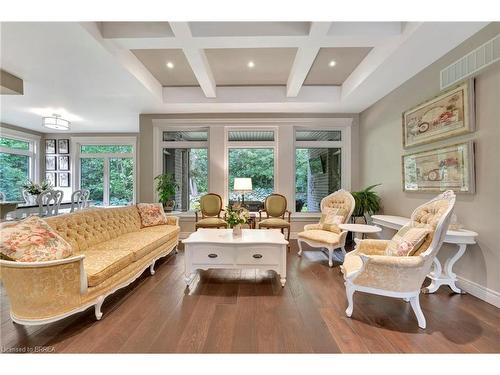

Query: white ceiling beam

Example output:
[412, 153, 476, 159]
[286, 22, 331, 98]
[169, 22, 217, 98]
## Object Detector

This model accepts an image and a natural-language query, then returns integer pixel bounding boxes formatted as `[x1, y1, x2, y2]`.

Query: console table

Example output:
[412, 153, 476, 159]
[371, 215, 478, 294]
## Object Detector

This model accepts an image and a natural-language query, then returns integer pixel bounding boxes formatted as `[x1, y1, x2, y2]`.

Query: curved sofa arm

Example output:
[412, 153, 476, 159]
[166, 215, 179, 226]
[357, 239, 390, 256]
[0, 255, 87, 321]
[359, 254, 424, 268]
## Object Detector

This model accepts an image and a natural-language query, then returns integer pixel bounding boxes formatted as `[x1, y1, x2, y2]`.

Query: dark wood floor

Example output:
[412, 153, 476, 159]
[1, 241, 499, 353]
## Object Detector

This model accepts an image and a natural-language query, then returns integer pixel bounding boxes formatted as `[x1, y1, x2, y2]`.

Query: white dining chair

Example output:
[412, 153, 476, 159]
[37, 190, 64, 217]
[70, 189, 90, 212]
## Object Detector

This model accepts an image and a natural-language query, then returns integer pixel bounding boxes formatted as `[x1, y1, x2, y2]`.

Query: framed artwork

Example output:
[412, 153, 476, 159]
[45, 139, 56, 154]
[402, 141, 475, 193]
[45, 156, 57, 171]
[45, 172, 57, 187]
[58, 155, 70, 171]
[59, 172, 70, 187]
[57, 139, 70, 154]
[402, 80, 475, 148]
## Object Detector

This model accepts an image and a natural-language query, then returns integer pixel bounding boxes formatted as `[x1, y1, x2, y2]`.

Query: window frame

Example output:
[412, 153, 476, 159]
[224, 126, 278, 206]
[0, 128, 40, 192]
[72, 136, 137, 206]
[293, 125, 350, 215]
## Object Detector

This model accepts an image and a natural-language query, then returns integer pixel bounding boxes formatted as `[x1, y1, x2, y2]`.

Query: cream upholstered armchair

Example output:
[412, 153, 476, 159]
[297, 189, 355, 267]
[195, 193, 228, 230]
[341, 190, 456, 329]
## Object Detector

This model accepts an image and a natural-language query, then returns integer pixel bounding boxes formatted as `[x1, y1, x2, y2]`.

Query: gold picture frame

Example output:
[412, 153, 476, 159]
[402, 141, 475, 193]
[402, 80, 475, 148]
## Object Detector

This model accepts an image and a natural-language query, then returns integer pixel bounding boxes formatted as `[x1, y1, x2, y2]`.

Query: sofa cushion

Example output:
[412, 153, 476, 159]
[195, 217, 227, 227]
[258, 218, 290, 228]
[0, 216, 73, 262]
[136, 203, 168, 227]
[297, 229, 340, 245]
[83, 249, 135, 287]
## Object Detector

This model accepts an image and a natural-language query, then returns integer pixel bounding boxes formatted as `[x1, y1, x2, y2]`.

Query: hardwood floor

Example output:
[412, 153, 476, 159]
[1, 241, 499, 353]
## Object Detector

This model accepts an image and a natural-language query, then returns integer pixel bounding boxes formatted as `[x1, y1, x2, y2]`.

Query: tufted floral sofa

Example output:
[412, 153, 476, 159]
[0, 206, 179, 325]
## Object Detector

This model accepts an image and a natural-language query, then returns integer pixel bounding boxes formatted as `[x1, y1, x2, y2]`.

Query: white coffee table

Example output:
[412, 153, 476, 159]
[182, 229, 289, 288]
[338, 223, 382, 240]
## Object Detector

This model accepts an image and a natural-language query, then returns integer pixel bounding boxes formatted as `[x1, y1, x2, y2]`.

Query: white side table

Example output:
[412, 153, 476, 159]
[371, 214, 478, 294]
[338, 223, 382, 240]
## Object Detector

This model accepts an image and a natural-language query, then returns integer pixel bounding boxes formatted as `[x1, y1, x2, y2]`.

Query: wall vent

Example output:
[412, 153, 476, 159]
[440, 33, 500, 90]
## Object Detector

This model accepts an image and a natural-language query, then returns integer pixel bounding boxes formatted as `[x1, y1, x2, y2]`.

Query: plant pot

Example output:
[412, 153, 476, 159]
[232, 224, 242, 236]
[163, 200, 175, 212]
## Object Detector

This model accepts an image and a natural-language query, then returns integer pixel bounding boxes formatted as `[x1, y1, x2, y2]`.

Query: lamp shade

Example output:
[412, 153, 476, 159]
[233, 178, 252, 192]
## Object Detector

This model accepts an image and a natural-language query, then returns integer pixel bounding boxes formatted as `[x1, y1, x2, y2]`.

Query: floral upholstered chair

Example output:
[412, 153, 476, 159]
[258, 194, 291, 246]
[341, 190, 456, 329]
[297, 189, 355, 267]
[195, 193, 228, 230]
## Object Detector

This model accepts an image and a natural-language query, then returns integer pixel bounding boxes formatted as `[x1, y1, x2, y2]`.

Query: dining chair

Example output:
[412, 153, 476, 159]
[258, 193, 291, 247]
[37, 190, 64, 217]
[195, 193, 228, 229]
[70, 189, 90, 212]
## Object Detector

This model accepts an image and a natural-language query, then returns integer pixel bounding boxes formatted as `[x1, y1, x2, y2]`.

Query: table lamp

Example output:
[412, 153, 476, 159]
[233, 178, 252, 206]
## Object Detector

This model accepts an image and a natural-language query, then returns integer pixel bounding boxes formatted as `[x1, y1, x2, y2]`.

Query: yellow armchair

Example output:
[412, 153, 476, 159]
[195, 193, 227, 229]
[258, 194, 291, 247]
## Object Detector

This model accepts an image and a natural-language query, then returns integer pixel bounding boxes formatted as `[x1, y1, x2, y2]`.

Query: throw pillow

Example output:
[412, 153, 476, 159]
[319, 207, 344, 232]
[137, 203, 168, 227]
[385, 226, 431, 257]
[0, 216, 73, 262]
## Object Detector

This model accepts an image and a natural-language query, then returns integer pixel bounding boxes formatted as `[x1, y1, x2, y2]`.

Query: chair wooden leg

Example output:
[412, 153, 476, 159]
[345, 283, 355, 317]
[410, 295, 426, 329]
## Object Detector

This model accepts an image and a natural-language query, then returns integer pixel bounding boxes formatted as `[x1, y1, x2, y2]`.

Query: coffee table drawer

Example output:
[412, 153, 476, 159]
[236, 246, 282, 265]
[189, 246, 234, 265]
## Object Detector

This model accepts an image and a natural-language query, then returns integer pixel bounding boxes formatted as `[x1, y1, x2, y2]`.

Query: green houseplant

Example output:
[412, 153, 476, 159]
[351, 184, 381, 222]
[154, 173, 179, 212]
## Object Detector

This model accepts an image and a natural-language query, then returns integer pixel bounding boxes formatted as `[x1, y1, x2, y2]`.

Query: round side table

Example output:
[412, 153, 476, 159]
[338, 223, 381, 240]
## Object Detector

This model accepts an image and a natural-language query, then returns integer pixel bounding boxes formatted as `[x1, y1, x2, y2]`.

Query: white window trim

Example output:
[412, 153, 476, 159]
[0, 127, 40, 183]
[72, 136, 137, 206]
[152, 117, 353, 218]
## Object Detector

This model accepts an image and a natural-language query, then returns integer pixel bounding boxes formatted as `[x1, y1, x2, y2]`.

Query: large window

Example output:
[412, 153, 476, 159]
[77, 140, 135, 206]
[162, 130, 209, 211]
[295, 130, 343, 212]
[227, 130, 276, 211]
[0, 134, 38, 201]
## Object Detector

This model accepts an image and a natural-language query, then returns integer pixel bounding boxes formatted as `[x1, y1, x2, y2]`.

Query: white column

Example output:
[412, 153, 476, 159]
[208, 125, 226, 202]
[277, 126, 295, 211]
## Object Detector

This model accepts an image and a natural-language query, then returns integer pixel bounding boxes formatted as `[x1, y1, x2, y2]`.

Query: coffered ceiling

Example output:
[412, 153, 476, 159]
[0, 21, 491, 132]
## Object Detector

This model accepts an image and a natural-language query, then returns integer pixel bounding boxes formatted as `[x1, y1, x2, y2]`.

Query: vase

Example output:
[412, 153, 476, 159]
[232, 224, 242, 236]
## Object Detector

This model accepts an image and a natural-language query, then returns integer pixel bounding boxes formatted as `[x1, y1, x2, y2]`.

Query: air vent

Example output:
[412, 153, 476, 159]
[440, 34, 500, 90]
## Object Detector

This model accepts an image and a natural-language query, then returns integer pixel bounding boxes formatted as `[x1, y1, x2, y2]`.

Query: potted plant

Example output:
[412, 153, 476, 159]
[154, 173, 179, 212]
[225, 204, 249, 236]
[351, 184, 381, 223]
[21, 180, 53, 204]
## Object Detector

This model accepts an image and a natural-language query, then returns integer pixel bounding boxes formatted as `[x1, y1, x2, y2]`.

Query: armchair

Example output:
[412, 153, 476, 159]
[258, 193, 291, 246]
[297, 189, 355, 267]
[194, 193, 227, 230]
[341, 190, 456, 329]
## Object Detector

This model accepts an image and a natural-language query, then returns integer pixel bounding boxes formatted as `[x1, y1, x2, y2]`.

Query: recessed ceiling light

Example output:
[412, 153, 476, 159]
[328, 60, 336, 67]
[247, 61, 255, 68]
[166, 61, 174, 69]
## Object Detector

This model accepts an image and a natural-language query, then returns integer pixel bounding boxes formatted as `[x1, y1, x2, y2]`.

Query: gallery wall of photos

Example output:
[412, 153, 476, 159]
[45, 138, 70, 188]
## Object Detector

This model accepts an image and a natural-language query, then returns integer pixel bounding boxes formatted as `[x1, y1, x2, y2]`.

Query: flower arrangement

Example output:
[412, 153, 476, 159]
[22, 180, 53, 195]
[225, 204, 249, 229]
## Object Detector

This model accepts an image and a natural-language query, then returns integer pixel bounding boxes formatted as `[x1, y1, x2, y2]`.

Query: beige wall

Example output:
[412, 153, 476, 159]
[359, 23, 500, 302]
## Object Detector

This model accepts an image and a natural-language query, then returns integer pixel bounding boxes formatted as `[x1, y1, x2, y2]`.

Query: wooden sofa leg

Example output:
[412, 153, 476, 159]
[95, 296, 105, 321]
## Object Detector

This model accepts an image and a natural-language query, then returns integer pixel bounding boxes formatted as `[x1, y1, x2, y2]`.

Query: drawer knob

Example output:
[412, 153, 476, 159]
[252, 254, 263, 259]
[208, 253, 218, 258]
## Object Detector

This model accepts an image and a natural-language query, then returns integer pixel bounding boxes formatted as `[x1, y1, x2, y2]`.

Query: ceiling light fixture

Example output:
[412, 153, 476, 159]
[328, 60, 337, 67]
[42, 114, 70, 131]
[166, 61, 174, 69]
[247, 61, 255, 68]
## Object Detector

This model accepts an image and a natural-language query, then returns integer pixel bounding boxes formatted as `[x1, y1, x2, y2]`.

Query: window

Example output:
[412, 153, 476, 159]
[295, 129, 343, 213]
[227, 130, 276, 211]
[77, 141, 135, 206]
[0, 134, 38, 201]
[161, 129, 209, 211]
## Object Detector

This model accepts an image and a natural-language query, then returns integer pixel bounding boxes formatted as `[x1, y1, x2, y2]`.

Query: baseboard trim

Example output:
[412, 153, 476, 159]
[456, 276, 500, 308]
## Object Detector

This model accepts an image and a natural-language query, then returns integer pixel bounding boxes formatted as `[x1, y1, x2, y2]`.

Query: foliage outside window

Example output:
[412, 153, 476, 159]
[0, 136, 34, 201]
[80, 145, 133, 154]
[228, 148, 274, 204]
[0, 137, 30, 151]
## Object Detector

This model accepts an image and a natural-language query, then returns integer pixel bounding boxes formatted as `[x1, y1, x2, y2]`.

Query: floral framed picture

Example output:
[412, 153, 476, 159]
[402, 80, 475, 148]
[58, 155, 70, 171]
[402, 141, 475, 193]
[57, 139, 70, 154]
[45, 156, 57, 171]
[45, 139, 56, 154]
[45, 172, 57, 187]
[59, 172, 70, 187]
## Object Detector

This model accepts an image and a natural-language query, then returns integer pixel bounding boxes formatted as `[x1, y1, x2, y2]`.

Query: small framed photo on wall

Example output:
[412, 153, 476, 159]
[58, 155, 70, 171]
[45, 172, 57, 187]
[58, 139, 70, 154]
[45, 139, 56, 154]
[59, 172, 70, 187]
[46, 156, 57, 171]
